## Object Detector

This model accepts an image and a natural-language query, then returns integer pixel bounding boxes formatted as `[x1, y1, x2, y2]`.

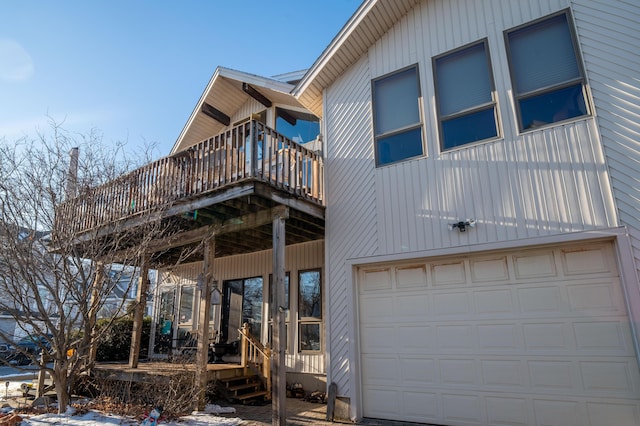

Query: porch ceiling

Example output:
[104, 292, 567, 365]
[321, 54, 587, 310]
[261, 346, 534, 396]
[95, 181, 325, 267]
[172, 67, 307, 154]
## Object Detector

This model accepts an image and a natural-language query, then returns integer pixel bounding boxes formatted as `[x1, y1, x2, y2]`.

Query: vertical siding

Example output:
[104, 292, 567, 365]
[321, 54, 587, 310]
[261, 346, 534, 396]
[157, 240, 325, 375]
[324, 55, 376, 395]
[572, 0, 640, 290]
[324, 0, 623, 398]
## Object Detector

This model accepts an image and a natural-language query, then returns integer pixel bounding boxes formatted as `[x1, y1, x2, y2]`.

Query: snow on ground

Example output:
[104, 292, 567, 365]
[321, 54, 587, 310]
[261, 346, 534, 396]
[0, 377, 243, 426]
[20, 409, 244, 426]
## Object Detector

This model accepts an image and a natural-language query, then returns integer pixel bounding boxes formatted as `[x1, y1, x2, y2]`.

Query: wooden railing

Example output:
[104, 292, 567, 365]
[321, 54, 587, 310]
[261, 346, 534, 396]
[56, 120, 324, 235]
[239, 323, 272, 399]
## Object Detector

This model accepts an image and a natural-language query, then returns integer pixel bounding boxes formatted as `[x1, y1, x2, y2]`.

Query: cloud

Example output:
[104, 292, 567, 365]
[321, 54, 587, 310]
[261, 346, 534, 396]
[0, 38, 34, 82]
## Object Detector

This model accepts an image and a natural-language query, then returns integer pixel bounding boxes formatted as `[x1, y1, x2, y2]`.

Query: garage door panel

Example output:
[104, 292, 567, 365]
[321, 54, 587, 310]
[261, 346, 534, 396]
[440, 359, 478, 385]
[474, 288, 515, 314]
[486, 396, 529, 426]
[480, 359, 525, 387]
[433, 291, 470, 316]
[566, 280, 623, 312]
[580, 360, 638, 394]
[586, 401, 640, 426]
[394, 293, 429, 317]
[442, 393, 484, 424]
[397, 325, 434, 350]
[360, 325, 396, 353]
[533, 399, 582, 426]
[518, 286, 565, 313]
[358, 242, 640, 425]
[573, 320, 633, 354]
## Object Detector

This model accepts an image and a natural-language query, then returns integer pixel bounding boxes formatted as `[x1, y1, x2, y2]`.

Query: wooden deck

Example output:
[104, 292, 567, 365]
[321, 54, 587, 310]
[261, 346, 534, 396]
[57, 120, 324, 239]
[93, 360, 246, 383]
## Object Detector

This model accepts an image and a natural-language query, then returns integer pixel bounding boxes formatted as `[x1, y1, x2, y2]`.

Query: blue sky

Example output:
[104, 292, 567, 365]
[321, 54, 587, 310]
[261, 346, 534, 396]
[0, 1, 361, 157]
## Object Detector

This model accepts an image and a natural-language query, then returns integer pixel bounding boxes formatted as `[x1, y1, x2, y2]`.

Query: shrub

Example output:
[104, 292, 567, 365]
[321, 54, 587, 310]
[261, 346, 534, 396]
[95, 317, 151, 361]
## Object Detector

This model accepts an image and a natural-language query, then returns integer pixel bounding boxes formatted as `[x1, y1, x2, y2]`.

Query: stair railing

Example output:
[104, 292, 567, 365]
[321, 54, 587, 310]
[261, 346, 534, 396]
[238, 323, 272, 398]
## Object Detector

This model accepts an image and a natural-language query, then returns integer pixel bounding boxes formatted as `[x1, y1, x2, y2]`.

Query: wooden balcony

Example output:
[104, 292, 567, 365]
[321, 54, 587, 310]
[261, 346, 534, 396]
[56, 120, 325, 261]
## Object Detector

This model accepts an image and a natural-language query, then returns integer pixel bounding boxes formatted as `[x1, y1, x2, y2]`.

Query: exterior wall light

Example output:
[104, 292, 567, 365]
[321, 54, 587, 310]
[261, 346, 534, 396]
[448, 219, 476, 232]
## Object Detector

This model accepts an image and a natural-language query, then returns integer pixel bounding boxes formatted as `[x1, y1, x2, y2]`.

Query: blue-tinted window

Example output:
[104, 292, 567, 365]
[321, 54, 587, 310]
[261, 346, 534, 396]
[275, 108, 319, 145]
[434, 40, 498, 150]
[441, 108, 498, 149]
[372, 65, 423, 166]
[506, 11, 589, 131]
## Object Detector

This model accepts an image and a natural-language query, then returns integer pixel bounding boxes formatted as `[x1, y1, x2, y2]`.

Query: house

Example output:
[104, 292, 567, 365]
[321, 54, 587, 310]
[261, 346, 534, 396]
[292, 0, 640, 424]
[56, 0, 640, 424]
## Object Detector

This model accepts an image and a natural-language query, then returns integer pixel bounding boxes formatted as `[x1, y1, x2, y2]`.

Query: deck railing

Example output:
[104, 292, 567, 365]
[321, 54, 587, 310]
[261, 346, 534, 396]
[239, 323, 272, 399]
[56, 120, 324, 235]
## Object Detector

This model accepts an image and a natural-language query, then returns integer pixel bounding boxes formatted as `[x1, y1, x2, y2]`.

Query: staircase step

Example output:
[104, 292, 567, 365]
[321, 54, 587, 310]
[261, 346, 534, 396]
[235, 390, 268, 401]
[227, 381, 261, 392]
[219, 374, 258, 384]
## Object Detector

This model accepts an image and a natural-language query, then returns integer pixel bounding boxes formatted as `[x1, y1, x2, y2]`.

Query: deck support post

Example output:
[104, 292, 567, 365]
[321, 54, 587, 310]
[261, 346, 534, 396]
[129, 257, 150, 368]
[272, 209, 288, 426]
[196, 237, 215, 411]
[87, 262, 104, 368]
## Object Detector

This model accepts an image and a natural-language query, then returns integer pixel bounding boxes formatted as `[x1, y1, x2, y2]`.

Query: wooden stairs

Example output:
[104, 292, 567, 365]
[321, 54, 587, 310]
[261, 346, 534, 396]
[216, 372, 269, 403]
[215, 324, 272, 404]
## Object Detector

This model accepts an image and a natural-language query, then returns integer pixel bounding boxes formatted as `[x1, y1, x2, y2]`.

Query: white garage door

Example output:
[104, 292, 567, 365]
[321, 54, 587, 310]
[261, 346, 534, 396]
[358, 241, 640, 425]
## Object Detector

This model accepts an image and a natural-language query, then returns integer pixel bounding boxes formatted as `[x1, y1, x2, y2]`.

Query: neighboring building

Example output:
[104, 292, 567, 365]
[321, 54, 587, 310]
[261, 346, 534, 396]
[58, 0, 640, 424]
[293, 0, 640, 424]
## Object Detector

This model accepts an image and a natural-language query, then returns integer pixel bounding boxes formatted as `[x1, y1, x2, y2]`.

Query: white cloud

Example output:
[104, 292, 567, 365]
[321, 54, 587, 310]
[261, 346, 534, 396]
[0, 38, 34, 82]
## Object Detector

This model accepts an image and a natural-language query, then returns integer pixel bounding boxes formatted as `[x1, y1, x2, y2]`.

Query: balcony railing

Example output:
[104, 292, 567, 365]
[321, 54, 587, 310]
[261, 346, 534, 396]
[57, 120, 324, 235]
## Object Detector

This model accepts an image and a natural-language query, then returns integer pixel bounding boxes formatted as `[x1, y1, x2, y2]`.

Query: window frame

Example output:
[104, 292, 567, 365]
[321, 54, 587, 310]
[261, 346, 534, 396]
[297, 268, 322, 353]
[504, 9, 590, 132]
[432, 38, 500, 151]
[371, 64, 424, 167]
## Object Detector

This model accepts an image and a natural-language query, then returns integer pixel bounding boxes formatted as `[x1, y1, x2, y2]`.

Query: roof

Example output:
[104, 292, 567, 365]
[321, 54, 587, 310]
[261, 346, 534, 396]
[293, 0, 421, 117]
[171, 67, 307, 154]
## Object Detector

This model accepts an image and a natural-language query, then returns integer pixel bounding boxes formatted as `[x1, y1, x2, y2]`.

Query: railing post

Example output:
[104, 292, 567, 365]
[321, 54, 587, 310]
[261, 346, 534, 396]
[241, 323, 249, 368]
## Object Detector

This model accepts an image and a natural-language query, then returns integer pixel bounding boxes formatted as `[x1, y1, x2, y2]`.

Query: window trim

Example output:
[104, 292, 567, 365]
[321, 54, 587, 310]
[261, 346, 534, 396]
[504, 9, 590, 133]
[297, 268, 322, 353]
[432, 38, 501, 151]
[371, 64, 425, 167]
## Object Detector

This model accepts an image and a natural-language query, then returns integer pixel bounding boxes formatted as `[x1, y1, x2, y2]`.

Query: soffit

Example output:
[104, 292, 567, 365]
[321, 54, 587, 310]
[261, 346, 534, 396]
[294, 0, 421, 117]
[171, 67, 303, 154]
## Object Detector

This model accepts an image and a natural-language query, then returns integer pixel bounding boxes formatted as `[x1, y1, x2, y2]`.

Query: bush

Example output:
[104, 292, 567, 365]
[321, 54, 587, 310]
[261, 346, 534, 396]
[96, 317, 151, 362]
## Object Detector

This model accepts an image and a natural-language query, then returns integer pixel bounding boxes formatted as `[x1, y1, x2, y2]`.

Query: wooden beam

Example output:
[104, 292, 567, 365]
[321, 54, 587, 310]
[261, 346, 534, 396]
[129, 257, 150, 368]
[272, 212, 287, 426]
[242, 83, 272, 107]
[201, 102, 230, 126]
[196, 237, 215, 411]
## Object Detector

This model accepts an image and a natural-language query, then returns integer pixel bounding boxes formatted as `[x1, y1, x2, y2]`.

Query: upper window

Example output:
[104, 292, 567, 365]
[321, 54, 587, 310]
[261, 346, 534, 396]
[275, 108, 319, 145]
[372, 65, 423, 167]
[505, 11, 589, 131]
[434, 40, 498, 150]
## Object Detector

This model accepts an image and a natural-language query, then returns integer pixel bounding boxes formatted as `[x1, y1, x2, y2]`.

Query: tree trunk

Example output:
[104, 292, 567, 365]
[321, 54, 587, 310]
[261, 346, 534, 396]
[52, 367, 70, 414]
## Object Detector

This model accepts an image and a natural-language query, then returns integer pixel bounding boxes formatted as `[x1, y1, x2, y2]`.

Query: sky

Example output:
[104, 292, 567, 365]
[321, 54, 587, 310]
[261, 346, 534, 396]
[0, 1, 362, 158]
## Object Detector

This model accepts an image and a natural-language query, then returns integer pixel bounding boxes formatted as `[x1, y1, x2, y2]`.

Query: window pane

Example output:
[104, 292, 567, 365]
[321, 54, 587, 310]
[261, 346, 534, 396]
[436, 42, 492, 116]
[243, 277, 263, 337]
[376, 127, 423, 166]
[299, 270, 321, 319]
[508, 13, 580, 94]
[442, 107, 498, 149]
[299, 323, 320, 351]
[276, 109, 320, 145]
[373, 67, 420, 135]
[519, 83, 587, 129]
[178, 286, 194, 323]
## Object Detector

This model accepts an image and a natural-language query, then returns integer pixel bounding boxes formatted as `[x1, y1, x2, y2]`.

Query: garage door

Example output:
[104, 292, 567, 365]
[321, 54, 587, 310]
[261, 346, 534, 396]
[358, 241, 640, 425]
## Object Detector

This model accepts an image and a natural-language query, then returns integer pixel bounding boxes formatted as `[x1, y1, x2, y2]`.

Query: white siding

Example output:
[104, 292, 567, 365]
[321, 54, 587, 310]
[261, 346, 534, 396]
[573, 0, 640, 295]
[324, 0, 623, 397]
[158, 240, 325, 375]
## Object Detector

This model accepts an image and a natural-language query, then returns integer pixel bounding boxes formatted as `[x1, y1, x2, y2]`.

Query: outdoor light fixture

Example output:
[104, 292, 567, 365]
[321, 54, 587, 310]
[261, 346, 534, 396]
[448, 219, 476, 232]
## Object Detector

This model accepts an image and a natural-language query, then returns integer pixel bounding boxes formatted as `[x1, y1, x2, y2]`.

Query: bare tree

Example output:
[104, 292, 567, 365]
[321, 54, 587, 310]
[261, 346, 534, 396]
[0, 123, 182, 412]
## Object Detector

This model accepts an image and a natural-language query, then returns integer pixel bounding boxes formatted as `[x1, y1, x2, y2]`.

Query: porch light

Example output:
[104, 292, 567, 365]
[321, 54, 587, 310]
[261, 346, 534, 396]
[448, 219, 476, 232]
